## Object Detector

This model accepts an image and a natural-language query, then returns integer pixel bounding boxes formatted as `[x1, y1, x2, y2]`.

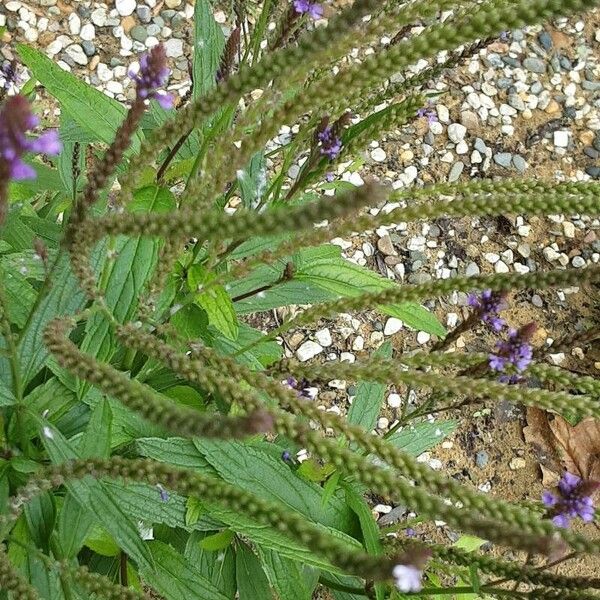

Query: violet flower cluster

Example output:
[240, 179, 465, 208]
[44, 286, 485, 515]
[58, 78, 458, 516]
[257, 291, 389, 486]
[468, 290, 507, 332]
[130, 44, 174, 109]
[285, 376, 312, 399]
[318, 125, 342, 160]
[542, 472, 596, 528]
[488, 324, 534, 374]
[0, 95, 61, 182]
[417, 106, 438, 125]
[293, 0, 323, 20]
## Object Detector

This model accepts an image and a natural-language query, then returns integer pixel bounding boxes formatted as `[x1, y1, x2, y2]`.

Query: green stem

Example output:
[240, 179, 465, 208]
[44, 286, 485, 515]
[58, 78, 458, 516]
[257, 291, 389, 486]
[247, 0, 273, 65]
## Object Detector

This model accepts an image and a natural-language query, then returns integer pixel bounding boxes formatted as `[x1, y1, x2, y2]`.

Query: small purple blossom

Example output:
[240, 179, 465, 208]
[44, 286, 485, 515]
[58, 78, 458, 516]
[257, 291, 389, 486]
[489, 323, 535, 374]
[293, 0, 323, 19]
[318, 125, 342, 160]
[468, 290, 507, 332]
[0, 95, 61, 182]
[285, 377, 312, 399]
[282, 450, 293, 463]
[542, 472, 597, 528]
[156, 484, 170, 502]
[393, 564, 422, 593]
[0, 60, 20, 93]
[324, 171, 335, 182]
[499, 31, 510, 41]
[129, 44, 174, 109]
[405, 527, 416, 537]
[417, 106, 438, 125]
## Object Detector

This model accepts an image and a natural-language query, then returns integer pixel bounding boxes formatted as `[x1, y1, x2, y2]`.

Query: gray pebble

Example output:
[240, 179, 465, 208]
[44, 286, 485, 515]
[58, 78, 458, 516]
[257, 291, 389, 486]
[494, 152, 513, 168]
[474, 138, 487, 154]
[538, 31, 553, 51]
[147, 24, 161, 36]
[130, 25, 148, 43]
[512, 155, 527, 172]
[523, 57, 546, 74]
[465, 262, 480, 277]
[530, 81, 543, 95]
[586, 166, 600, 180]
[347, 385, 357, 396]
[502, 56, 519, 68]
[136, 6, 152, 23]
[559, 56, 573, 71]
[496, 77, 512, 90]
[475, 451, 489, 468]
[81, 41, 96, 56]
[582, 80, 600, 92]
[512, 29, 524, 42]
[448, 161, 464, 183]
[584, 147, 600, 160]
[532, 294, 544, 308]
[593, 134, 600, 153]
[408, 273, 432, 284]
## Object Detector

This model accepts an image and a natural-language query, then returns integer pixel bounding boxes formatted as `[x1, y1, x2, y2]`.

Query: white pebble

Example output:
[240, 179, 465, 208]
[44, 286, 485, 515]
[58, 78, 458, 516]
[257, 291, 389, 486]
[315, 328, 332, 347]
[387, 393, 402, 408]
[116, 0, 136, 17]
[553, 130, 570, 148]
[417, 331, 430, 345]
[384, 318, 403, 336]
[371, 147, 387, 162]
[296, 341, 323, 362]
[448, 123, 467, 143]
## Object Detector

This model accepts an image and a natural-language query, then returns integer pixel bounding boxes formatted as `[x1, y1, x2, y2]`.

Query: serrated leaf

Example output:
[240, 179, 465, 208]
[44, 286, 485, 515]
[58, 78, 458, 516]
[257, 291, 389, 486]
[141, 541, 230, 600]
[193, 0, 226, 99]
[387, 421, 457, 456]
[212, 323, 282, 369]
[84, 524, 120, 556]
[57, 493, 94, 559]
[24, 492, 56, 554]
[0, 268, 36, 328]
[257, 547, 318, 600]
[347, 342, 392, 431]
[188, 265, 239, 341]
[18, 45, 143, 150]
[136, 437, 215, 471]
[81, 398, 112, 459]
[236, 545, 274, 600]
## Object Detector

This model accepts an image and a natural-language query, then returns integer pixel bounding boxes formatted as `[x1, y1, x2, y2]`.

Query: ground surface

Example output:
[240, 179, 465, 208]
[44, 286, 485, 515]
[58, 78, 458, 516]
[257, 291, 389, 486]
[2, 0, 600, 593]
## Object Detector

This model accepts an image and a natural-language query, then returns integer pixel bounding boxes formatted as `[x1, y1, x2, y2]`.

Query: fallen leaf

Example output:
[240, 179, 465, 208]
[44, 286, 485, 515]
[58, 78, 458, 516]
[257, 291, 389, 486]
[524, 407, 600, 487]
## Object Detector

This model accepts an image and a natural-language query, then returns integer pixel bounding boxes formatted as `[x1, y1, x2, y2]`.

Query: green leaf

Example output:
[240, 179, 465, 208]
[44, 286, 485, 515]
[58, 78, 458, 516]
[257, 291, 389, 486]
[387, 421, 457, 456]
[454, 535, 487, 552]
[193, 0, 226, 99]
[237, 151, 267, 209]
[257, 547, 318, 600]
[38, 419, 155, 571]
[193, 439, 355, 532]
[0, 268, 36, 328]
[1, 249, 54, 282]
[236, 544, 274, 600]
[18, 250, 104, 383]
[347, 342, 392, 431]
[18, 44, 143, 150]
[58, 115, 86, 199]
[57, 493, 94, 559]
[81, 398, 112, 459]
[212, 323, 282, 369]
[198, 529, 234, 551]
[186, 497, 204, 528]
[136, 437, 215, 471]
[186, 531, 236, 598]
[24, 492, 56, 554]
[188, 265, 239, 341]
[344, 485, 384, 600]
[141, 541, 230, 600]
[84, 524, 120, 556]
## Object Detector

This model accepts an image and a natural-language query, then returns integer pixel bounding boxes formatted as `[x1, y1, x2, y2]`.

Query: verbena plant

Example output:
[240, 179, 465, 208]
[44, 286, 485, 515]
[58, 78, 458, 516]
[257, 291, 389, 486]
[0, 0, 600, 598]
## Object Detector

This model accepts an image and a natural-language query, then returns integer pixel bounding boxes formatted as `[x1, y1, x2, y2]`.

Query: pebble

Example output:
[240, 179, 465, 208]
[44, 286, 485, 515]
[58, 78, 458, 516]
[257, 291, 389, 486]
[91, 8, 107, 26]
[495, 260, 509, 273]
[465, 262, 480, 276]
[572, 256, 586, 268]
[387, 393, 401, 408]
[512, 155, 527, 172]
[417, 332, 431, 345]
[65, 44, 88, 65]
[116, 0, 136, 17]
[315, 329, 332, 347]
[523, 57, 546, 73]
[448, 123, 467, 144]
[130, 25, 148, 42]
[448, 161, 464, 182]
[562, 222, 576, 238]
[371, 147, 386, 162]
[296, 341, 323, 362]
[80, 23, 95, 41]
[553, 130, 570, 148]
[475, 451, 489, 468]
[494, 152, 513, 168]
[384, 318, 403, 336]
[164, 38, 184, 57]
[509, 457, 526, 470]
[377, 235, 396, 256]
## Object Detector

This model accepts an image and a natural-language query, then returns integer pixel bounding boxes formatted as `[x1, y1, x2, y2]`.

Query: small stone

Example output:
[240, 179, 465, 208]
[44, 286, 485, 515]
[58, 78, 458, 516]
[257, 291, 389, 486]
[116, 0, 136, 17]
[475, 451, 489, 468]
[494, 153, 513, 168]
[417, 332, 430, 345]
[296, 341, 323, 362]
[553, 130, 570, 148]
[572, 256, 586, 268]
[512, 155, 527, 172]
[377, 235, 396, 256]
[136, 5, 152, 22]
[68, 12, 81, 35]
[80, 23, 95, 41]
[352, 336, 364, 351]
[315, 328, 332, 347]
[130, 25, 148, 42]
[465, 262, 480, 277]
[562, 222, 575, 238]
[495, 260, 509, 273]
[165, 0, 182, 6]
[387, 393, 401, 408]
[384, 318, 403, 336]
[586, 166, 600, 180]
[448, 161, 464, 183]
[371, 147, 386, 162]
[484, 252, 500, 264]
[448, 123, 467, 144]
[532, 294, 543, 308]
[65, 44, 88, 65]
[460, 110, 479, 130]
[523, 57, 546, 74]
[81, 41, 96, 57]
[91, 9, 108, 26]
[543, 247, 561, 262]
[164, 38, 184, 58]
[509, 457, 526, 470]
[538, 31, 553, 51]
[517, 243, 531, 258]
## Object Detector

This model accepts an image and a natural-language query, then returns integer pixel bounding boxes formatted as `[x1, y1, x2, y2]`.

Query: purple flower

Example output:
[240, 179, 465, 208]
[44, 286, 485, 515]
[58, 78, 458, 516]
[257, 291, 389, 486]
[417, 106, 438, 125]
[129, 44, 174, 109]
[468, 289, 507, 332]
[405, 527, 416, 537]
[0, 95, 61, 182]
[489, 323, 535, 374]
[282, 450, 293, 463]
[393, 564, 422, 593]
[318, 125, 342, 160]
[325, 171, 335, 182]
[0, 60, 20, 93]
[285, 377, 312, 399]
[542, 472, 597, 528]
[293, 0, 323, 19]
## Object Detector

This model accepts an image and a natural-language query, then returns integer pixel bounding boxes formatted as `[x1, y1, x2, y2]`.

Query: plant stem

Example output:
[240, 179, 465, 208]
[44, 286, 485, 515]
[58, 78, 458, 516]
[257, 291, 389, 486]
[120, 551, 128, 587]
